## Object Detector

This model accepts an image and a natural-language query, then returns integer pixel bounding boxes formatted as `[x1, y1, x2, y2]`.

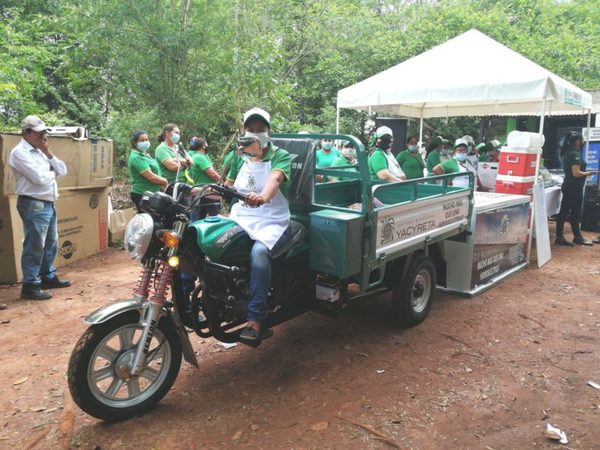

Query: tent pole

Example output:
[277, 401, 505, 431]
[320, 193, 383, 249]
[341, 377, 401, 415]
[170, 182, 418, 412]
[527, 96, 547, 264]
[418, 113, 424, 147]
[584, 107, 591, 170]
[336, 106, 340, 134]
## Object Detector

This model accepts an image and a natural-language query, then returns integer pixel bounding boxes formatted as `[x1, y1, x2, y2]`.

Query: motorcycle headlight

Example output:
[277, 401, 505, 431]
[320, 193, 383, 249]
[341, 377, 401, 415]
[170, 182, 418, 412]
[124, 213, 154, 261]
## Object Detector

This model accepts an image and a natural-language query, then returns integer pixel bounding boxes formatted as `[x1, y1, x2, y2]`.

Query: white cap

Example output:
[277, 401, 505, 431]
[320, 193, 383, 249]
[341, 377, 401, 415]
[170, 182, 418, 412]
[454, 138, 469, 148]
[298, 130, 310, 134]
[243, 107, 270, 128]
[21, 115, 49, 132]
[376, 126, 393, 138]
[461, 135, 474, 145]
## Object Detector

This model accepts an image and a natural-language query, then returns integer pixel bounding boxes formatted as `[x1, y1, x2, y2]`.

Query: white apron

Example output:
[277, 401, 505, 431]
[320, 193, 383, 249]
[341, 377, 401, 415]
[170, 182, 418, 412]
[464, 158, 478, 191]
[453, 162, 471, 189]
[384, 150, 404, 179]
[229, 160, 290, 250]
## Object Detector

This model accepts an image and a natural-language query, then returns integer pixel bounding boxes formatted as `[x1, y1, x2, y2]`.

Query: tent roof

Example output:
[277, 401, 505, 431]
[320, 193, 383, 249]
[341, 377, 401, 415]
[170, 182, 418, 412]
[336, 29, 592, 118]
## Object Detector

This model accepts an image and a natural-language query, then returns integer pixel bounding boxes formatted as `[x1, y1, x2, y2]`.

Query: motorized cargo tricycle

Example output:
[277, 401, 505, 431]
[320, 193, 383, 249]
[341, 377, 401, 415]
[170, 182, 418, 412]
[68, 134, 474, 420]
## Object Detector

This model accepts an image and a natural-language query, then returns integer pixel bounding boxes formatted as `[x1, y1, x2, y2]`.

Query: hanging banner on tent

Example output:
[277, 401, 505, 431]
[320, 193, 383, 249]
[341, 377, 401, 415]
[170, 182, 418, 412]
[583, 128, 600, 185]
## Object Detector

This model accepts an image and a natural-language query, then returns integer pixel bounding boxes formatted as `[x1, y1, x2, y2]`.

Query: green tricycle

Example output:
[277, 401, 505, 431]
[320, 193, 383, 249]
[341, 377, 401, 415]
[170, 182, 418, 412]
[67, 134, 474, 421]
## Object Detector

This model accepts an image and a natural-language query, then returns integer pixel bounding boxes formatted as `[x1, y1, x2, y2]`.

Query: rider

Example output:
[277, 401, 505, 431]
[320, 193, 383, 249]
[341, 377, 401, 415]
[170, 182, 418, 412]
[225, 108, 292, 343]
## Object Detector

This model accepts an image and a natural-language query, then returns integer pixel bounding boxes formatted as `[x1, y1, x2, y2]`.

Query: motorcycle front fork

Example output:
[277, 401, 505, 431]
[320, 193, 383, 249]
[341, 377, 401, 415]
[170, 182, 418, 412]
[129, 260, 175, 376]
[130, 221, 186, 375]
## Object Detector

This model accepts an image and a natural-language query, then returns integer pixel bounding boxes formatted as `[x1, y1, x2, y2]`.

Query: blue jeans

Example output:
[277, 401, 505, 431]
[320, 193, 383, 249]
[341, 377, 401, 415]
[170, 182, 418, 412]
[247, 225, 292, 323]
[16, 197, 58, 284]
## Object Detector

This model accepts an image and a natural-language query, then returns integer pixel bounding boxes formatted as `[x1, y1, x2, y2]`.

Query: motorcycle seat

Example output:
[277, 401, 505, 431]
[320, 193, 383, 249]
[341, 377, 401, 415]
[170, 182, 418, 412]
[273, 220, 307, 260]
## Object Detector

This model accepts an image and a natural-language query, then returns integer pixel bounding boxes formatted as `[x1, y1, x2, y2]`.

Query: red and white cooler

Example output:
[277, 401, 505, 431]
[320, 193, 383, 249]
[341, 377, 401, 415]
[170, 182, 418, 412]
[498, 147, 540, 177]
[494, 174, 535, 195]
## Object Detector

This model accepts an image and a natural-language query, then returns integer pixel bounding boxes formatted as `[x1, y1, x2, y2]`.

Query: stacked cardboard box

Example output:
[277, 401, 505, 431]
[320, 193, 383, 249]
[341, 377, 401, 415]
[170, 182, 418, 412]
[0, 132, 114, 283]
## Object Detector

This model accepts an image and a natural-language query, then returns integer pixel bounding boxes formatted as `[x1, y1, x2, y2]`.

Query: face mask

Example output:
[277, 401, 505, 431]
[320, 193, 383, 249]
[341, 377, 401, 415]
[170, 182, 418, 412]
[441, 148, 449, 156]
[245, 131, 270, 149]
[379, 140, 391, 151]
[454, 152, 467, 162]
[408, 145, 418, 153]
[137, 141, 150, 152]
[171, 133, 181, 144]
[322, 142, 333, 150]
[342, 148, 356, 159]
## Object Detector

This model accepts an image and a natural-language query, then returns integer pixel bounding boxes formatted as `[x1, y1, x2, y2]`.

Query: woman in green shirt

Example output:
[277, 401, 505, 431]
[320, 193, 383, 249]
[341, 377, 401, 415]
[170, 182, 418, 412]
[154, 123, 193, 185]
[127, 130, 168, 209]
[555, 131, 596, 246]
[425, 136, 444, 174]
[188, 136, 222, 220]
[396, 135, 425, 180]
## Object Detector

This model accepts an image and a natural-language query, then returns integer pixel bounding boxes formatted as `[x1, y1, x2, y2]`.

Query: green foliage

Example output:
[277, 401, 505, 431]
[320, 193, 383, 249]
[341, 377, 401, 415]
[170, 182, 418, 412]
[1, 0, 598, 179]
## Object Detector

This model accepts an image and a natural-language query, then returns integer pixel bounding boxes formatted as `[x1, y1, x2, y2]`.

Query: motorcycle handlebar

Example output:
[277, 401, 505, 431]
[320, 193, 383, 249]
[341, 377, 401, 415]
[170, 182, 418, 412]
[207, 184, 249, 202]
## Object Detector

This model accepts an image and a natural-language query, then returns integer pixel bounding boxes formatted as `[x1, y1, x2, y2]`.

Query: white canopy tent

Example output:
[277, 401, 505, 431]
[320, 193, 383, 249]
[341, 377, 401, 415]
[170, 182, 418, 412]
[336, 29, 593, 266]
[336, 29, 592, 121]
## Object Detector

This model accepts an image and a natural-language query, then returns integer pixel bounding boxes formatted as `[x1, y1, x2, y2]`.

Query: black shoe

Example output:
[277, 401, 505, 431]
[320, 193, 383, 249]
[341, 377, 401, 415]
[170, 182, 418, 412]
[239, 325, 274, 343]
[593, 236, 600, 244]
[573, 236, 593, 246]
[40, 276, 71, 289]
[555, 236, 574, 247]
[21, 284, 52, 300]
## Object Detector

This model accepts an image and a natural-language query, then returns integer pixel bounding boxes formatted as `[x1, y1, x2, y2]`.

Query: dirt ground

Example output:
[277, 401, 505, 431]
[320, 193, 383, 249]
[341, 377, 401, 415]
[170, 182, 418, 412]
[1, 229, 599, 450]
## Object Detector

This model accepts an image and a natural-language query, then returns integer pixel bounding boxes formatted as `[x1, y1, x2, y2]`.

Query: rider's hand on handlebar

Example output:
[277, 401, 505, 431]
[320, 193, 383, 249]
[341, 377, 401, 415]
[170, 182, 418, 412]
[245, 192, 265, 207]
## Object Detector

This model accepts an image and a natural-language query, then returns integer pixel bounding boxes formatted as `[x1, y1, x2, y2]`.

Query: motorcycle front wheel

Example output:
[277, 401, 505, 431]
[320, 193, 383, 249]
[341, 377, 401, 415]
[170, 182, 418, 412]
[68, 311, 182, 421]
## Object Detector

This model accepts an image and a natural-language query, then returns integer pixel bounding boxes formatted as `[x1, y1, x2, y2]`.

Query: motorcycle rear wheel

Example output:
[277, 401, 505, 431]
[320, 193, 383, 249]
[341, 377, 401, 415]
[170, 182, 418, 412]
[68, 312, 182, 421]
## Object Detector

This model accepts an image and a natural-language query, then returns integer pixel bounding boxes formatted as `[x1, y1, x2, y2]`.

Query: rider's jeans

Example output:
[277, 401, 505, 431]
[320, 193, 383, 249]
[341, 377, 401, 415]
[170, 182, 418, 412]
[16, 197, 58, 284]
[247, 225, 292, 323]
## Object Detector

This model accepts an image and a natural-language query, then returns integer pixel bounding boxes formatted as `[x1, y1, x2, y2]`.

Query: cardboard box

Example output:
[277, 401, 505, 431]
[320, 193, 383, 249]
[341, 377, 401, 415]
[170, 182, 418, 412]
[0, 133, 114, 195]
[108, 207, 137, 243]
[0, 187, 109, 283]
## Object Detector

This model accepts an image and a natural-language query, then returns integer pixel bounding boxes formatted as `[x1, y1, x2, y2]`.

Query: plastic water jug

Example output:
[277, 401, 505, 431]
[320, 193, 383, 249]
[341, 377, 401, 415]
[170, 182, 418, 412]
[506, 131, 545, 149]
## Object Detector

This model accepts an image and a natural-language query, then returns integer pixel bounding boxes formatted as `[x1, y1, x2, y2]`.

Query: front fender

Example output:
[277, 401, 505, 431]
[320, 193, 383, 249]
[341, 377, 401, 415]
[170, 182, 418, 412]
[83, 298, 199, 368]
[84, 298, 145, 325]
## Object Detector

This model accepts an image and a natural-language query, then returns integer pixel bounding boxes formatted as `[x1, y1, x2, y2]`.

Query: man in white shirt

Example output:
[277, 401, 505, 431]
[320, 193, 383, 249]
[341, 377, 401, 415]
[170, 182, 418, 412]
[8, 115, 71, 300]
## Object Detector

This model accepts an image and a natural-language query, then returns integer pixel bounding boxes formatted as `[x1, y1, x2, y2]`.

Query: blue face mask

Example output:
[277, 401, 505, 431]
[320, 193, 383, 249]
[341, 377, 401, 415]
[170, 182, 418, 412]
[408, 145, 418, 153]
[454, 152, 467, 162]
[137, 141, 150, 152]
[322, 142, 333, 150]
[441, 148, 449, 156]
[171, 133, 181, 144]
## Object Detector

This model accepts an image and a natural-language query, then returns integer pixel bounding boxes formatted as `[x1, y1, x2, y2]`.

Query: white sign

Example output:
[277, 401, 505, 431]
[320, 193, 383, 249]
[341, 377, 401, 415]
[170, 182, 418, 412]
[583, 128, 600, 141]
[376, 193, 470, 254]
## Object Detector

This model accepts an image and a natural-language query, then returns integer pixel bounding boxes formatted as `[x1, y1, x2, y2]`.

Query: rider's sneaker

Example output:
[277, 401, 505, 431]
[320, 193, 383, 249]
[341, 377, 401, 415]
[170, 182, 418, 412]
[239, 323, 273, 343]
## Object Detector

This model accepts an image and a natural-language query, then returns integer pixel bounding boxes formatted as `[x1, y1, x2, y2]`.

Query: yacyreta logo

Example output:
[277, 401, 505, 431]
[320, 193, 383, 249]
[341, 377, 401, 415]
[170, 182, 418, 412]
[59, 240, 77, 259]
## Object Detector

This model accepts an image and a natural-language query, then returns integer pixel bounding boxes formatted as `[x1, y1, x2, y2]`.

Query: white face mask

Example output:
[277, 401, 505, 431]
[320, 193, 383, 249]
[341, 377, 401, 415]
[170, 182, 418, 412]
[244, 131, 270, 149]
[342, 148, 356, 159]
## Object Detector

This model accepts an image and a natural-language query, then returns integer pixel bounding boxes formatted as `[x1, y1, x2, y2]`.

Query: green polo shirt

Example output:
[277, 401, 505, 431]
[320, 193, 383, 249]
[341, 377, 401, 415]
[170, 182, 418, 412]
[222, 149, 235, 169]
[562, 147, 586, 186]
[316, 148, 341, 168]
[155, 142, 187, 184]
[128, 150, 163, 194]
[396, 150, 425, 180]
[227, 144, 292, 198]
[189, 153, 215, 186]
[426, 150, 441, 173]
[368, 148, 390, 181]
